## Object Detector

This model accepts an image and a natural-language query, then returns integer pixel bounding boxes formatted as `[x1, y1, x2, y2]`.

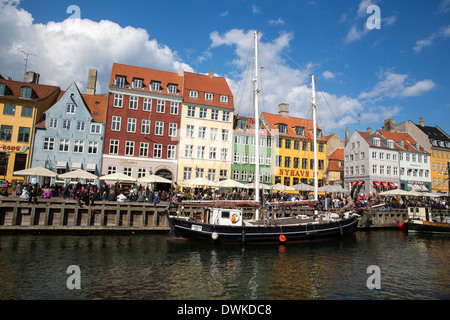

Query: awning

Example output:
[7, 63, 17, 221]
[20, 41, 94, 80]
[86, 163, 96, 171]
[373, 181, 382, 188]
[71, 162, 82, 170]
[351, 181, 358, 187]
[357, 180, 364, 186]
[381, 181, 389, 188]
[56, 161, 67, 169]
[388, 182, 397, 189]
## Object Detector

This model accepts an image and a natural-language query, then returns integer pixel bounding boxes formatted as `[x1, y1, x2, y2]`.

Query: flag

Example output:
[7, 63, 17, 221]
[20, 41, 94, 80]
[306, 130, 312, 143]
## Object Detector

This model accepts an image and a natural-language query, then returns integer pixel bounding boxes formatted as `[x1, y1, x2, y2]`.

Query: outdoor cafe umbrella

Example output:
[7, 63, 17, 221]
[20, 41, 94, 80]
[292, 183, 314, 192]
[184, 177, 218, 187]
[57, 169, 98, 180]
[245, 182, 272, 190]
[13, 166, 57, 178]
[318, 185, 349, 193]
[217, 179, 245, 188]
[99, 172, 137, 183]
[272, 183, 295, 191]
[380, 189, 418, 196]
[137, 174, 172, 184]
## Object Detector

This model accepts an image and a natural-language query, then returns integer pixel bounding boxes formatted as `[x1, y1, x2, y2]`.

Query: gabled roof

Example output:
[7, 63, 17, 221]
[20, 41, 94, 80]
[182, 72, 234, 110]
[376, 130, 429, 154]
[327, 148, 344, 171]
[262, 112, 325, 141]
[233, 115, 271, 136]
[0, 78, 60, 102]
[415, 124, 450, 150]
[109, 62, 183, 96]
[356, 131, 404, 150]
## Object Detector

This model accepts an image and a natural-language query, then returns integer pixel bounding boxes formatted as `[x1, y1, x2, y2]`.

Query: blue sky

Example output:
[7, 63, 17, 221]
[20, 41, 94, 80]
[1, 0, 449, 139]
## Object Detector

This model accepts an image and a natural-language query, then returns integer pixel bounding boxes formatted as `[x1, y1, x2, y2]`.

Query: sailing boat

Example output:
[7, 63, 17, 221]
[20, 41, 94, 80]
[166, 30, 376, 243]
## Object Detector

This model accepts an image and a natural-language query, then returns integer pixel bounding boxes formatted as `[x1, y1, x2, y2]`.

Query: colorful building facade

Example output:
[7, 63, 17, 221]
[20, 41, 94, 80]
[0, 74, 60, 188]
[177, 71, 234, 185]
[261, 104, 327, 188]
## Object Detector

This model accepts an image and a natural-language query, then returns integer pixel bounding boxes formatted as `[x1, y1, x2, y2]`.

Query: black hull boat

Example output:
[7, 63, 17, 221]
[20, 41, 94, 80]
[166, 207, 360, 244]
[406, 220, 450, 233]
[402, 207, 450, 233]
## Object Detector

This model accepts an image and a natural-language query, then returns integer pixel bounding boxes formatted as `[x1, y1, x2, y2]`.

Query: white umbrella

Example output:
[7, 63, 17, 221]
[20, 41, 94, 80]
[100, 172, 137, 182]
[380, 189, 419, 196]
[272, 183, 295, 191]
[318, 185, 349, 193]
[13, 166, 57, 177]
[137, 174, 172, 184]
[184, 177, 218, 187]
[58, 169, 98, 180]
[292, 183, 314, 191]
[245, 182, 272, 190]
[217, 179, 245, 188]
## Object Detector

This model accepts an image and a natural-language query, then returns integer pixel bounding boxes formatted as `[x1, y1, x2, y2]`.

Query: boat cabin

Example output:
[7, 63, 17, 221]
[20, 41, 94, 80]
[205, 208, 243, 226]
[408, 207, 432, 222]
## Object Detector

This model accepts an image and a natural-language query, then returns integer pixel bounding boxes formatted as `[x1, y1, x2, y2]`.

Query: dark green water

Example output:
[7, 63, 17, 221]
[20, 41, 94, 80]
[0, 230, 448, 300]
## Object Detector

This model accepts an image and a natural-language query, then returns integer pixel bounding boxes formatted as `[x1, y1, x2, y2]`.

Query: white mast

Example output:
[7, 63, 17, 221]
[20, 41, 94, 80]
[311, 75, 318, 202]
[253, 30, 260, 218]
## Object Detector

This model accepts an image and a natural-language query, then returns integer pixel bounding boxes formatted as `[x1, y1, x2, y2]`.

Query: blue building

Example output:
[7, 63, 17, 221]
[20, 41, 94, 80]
[31, 81, 107, 185]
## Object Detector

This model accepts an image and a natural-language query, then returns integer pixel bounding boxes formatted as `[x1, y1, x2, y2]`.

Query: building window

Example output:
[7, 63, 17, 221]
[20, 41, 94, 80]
[17, 127, 30, 143]
[208, 169, 216, 181]
[276, 156, 282, 167]
[167, 145, 176, 159]
[187, 106, 195, 117]
[318, 144, 324, 152]
[59, 139, 70, 152]
[73, 140, 84, 153]
[153, 144, 162, 158]
[184, 145, 193, 158]
[125, 141, 135, 156]
[139, 142, 149, 157]
[62, 120, 71, 130]
[209, 147, 217, 160]
[242, 153, 248, 163]
[77, 121, 86, 131]
[3, 105, 15, 115]
[197, 146, 205, 159]
[141, 119, 150, 134]
[157, 100, 165, 113]
[111, 116, 121, 131]
[107, 166, 117, 175]
[168, 85, 178, 94]
[211, 109, 219, 120]
[219, 169, 227, 181]
[169, 123, 177, 137]
[155, 121, 164, 136]
[132, 78, 143, 89]
[183, 167, 192, 180]
[129, 96, 138, 109]
[295, 126, 305, 136]
[233, 170, 240, 180]
[205, 93, 213, 101]
[43, 137, 55, 151]
[88, 141, 98, 154]
[189, 90, 198, 99]
[221, 148, 228, 161]
[199, 107, 207, 119]
[234, 152, 240, 163]
[222, 111, 230, 122]
[302, 141, 308, 151]
[285, 139, 291, 149]
[151, 82, 161, 91]
[285, 156, 291, 168]
[186, 125, 194, 137]
[210, 128, 218, 140]
[221, 129, 229, 141]
[220, 95, 228, 103]
[143, 98, 152, 111]
[109, 139, 119, 154]
[278, 123, 287, 134]
[21, 86, 32, 99]
[66, 103, 75, 114]
[113, 94, 123, 108]
[123, 167, 132, 176]
[115, 77, 126, 88]
[127, 118, 137, 133]
[170, 102, 179, 115]
[137, 168, 146, 178]
[49, 118, 58, 129]
[198, 126, 206, 139]
[90, 124, 102, 134]
[21, 106, 33, 117]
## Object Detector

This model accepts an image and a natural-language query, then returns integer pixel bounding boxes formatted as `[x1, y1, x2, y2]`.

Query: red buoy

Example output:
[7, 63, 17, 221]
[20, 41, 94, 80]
[398, 222, 407, 231]
[279, 235, 286, 242]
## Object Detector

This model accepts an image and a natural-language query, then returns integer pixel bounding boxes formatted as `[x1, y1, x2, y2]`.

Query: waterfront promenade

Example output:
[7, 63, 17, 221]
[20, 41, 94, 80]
[0, 195, 433, 232]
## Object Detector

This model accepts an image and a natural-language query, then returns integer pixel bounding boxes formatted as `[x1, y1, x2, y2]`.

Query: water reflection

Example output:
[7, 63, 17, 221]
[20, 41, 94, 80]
[0, 231, 449, 300]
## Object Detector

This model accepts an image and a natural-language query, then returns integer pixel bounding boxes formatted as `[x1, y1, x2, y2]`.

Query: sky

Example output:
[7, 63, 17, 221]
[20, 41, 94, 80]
[1, 0, 449, 140]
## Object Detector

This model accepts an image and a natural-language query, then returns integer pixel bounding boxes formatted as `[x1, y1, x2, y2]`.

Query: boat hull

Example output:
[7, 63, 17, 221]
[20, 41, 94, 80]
[166, 214, 360, 244]
[406, 220, 450, 233]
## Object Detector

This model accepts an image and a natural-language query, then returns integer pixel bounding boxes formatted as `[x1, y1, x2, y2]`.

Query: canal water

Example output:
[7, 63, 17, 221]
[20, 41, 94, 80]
[0, 230, 448, 300]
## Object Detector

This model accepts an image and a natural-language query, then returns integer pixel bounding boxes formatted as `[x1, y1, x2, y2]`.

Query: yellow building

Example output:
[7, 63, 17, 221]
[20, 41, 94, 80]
[177, 71, 235, 186]
[0, 74, 60, 190]
[261, 104, 327, 189]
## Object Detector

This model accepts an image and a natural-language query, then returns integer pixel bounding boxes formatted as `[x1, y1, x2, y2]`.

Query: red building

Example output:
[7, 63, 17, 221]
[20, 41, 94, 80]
[102, 63, 183, 184]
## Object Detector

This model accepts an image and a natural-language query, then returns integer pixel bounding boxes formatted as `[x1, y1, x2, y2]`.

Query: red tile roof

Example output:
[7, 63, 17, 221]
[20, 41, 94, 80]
[261, 112, 325, 141]
[377, 130, 429, 154]
[327, 148, 344, 171]
[0, 78, 60, 102]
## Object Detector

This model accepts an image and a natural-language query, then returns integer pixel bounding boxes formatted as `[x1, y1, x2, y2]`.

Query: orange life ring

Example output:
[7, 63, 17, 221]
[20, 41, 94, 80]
[279, 234, 286, 242]
[231, 213, 239, 223]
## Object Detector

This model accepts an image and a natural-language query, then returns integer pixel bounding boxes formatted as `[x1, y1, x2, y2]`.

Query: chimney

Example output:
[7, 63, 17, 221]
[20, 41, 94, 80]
[86, 68, 97, 95]
[383, 118, 395, 132]
[208, 70, 214, 78]
[345, 128, 349, 146]
[367, 127, 372, 134]
[178, 68, 184, 77]
[25, 71, 40, 84]
[278, 103, 289, 117]
[419, 117, 424, 127]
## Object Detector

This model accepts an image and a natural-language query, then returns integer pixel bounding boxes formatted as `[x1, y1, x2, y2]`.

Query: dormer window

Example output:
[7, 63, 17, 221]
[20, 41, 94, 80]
[238, 119, 247, 130]
[205, 93, 213, 101]
[373, 137, 380, 147]
[189, 90, 198, 98]
[387, 139, 394, 149]
[295, 126, 305, 136]
[132, 78, 143, 89]
[430, 139, 437, 146]
[20, 86, 32, 99]
[168, 84, 178, 94]
[315, 129, 322, 139]
[0, 83, 5, 95]
[220, 95, 228, 103]
[278, 123, 287, 134]
[151, 81, 161, 92]
[115, 76, 126, 88]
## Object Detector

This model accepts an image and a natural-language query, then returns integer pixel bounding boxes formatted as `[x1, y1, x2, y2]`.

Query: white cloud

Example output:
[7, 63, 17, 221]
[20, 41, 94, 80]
[252, 4, 261, 15]
[219, 10, 229, 17]
[436, 0, 450, 14]
[358, 71, 436, 100]
[322, 71, 336, 79]
[268, 18, 285, 26]
[0, 1, 193, 93]
[414, 24, 450, 52]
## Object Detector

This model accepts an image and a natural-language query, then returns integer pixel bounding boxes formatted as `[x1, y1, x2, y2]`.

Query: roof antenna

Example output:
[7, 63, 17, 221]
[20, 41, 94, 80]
[21, 50, 35, 81]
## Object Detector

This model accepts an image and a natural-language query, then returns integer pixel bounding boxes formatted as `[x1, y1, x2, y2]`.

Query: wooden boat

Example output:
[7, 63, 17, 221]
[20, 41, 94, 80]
[402, 207, 450, 233]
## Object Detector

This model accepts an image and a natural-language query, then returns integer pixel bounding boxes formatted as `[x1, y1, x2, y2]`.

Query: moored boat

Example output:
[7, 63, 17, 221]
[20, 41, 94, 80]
[402, 207, 450, 233]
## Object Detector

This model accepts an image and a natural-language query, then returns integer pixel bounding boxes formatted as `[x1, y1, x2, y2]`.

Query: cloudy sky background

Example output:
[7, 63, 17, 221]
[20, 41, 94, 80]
[1, 0, 449, 139]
